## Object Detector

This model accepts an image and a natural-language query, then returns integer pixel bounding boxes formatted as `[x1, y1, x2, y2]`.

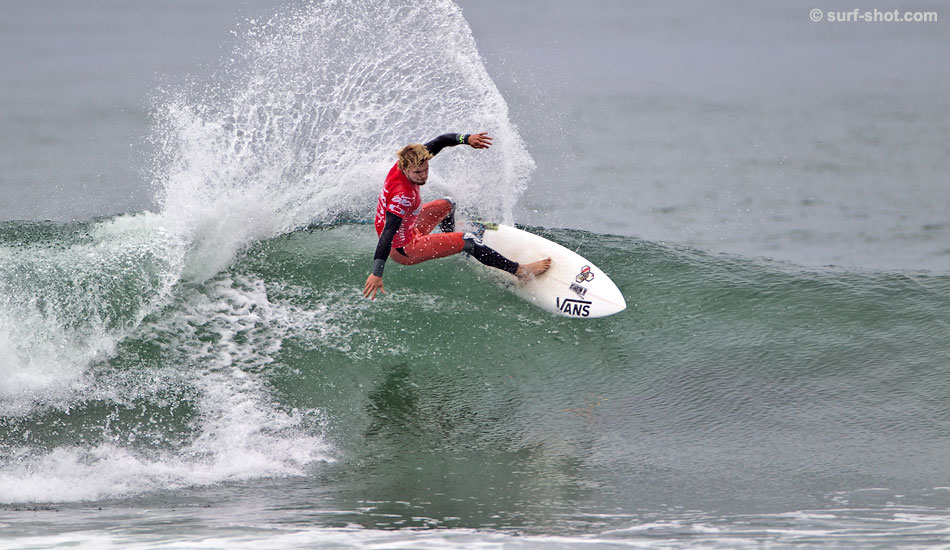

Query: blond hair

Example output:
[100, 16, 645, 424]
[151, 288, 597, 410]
[396, 143, 433, 171]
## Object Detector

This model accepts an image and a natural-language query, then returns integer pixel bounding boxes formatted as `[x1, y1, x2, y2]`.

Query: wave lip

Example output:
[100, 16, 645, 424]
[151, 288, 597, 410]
[151, 0, 533, 282]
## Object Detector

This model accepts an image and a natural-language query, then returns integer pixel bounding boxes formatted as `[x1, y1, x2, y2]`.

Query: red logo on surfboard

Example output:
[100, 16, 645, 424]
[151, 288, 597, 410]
[575, 265, 595, 283]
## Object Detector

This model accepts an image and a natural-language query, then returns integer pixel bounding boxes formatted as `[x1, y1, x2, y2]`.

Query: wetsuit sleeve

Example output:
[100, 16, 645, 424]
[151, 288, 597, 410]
[424, 133, 468, 156]
[372, 211, 403, 277]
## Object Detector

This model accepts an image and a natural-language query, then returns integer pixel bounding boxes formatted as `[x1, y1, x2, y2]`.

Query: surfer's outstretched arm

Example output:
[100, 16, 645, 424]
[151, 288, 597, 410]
[364, 211, 403, 300]
[423, 132, 493, 156]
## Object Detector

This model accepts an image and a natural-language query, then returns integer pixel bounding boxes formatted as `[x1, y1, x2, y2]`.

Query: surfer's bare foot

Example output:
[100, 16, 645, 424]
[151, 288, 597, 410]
[516, 258, 551, 281]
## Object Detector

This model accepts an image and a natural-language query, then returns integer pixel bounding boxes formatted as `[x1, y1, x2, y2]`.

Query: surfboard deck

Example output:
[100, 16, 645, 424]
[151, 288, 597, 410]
[464, 223, 626, 318]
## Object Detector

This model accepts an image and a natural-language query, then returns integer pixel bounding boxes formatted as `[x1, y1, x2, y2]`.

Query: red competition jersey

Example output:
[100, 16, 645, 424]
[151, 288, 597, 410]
[374, 163, 421, 248]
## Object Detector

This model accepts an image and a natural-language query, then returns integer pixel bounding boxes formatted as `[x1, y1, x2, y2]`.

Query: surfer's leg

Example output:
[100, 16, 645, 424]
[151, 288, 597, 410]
[462, 234, 552, 280]
[392, 231, 550, 280]
[438, 197, 456, 233]
[390, 232, 465, 266]
[461, 234, 519, 275]
[413, 198, 455, 236]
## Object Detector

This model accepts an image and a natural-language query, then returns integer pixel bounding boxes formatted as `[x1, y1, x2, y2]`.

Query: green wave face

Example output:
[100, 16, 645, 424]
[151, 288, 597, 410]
[3, 221, 948, 534]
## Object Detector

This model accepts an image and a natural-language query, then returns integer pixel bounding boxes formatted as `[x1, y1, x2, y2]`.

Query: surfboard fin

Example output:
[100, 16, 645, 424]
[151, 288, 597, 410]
[468, 220, 498, 240]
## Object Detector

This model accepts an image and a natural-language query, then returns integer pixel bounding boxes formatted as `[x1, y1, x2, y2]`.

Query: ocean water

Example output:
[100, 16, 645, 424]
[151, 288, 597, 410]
[2, 1, 950, 549]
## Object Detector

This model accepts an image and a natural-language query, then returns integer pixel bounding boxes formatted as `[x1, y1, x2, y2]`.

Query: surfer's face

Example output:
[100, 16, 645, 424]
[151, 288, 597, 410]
[403, 160, 429, 185]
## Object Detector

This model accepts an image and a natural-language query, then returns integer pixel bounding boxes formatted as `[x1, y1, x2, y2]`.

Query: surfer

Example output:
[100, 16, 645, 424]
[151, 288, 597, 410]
[363, 132, 551, 300]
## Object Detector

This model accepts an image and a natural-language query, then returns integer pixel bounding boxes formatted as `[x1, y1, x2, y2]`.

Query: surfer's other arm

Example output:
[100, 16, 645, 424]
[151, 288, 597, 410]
[364, 211, 402, 300]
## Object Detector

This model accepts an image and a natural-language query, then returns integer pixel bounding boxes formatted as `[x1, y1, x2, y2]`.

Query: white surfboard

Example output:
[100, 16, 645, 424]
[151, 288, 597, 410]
[466, 223, 626, 319]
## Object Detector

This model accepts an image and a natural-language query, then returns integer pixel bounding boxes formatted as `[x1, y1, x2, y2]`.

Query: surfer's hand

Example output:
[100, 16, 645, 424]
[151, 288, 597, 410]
[467, 132, 492, 149]
[363, 274, 385, 300]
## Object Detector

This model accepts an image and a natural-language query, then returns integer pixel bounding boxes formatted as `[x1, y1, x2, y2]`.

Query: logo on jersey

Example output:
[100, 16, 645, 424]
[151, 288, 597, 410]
[392, 194, 414, 207]
[556, 297, 592, 317]
[575, 265, 595, 284]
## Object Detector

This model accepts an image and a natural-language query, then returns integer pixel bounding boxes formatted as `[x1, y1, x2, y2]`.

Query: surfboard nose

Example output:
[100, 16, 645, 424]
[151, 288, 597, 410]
[476, 223, 627, 319]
